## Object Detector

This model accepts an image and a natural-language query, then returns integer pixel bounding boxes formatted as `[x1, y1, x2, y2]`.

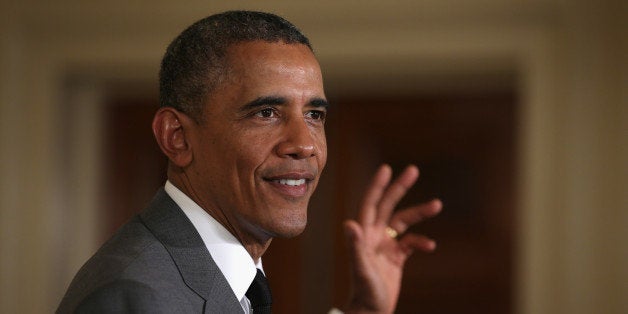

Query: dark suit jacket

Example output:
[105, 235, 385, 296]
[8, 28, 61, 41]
[57, 189, 243, 313]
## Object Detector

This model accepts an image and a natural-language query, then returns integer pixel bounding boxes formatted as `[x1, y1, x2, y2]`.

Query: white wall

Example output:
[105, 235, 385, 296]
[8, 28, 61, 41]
[0, 1, 626, 313]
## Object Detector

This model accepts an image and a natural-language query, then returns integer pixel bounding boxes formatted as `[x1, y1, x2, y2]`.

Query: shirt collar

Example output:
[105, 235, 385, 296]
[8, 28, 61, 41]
[164, 181, 263, 302]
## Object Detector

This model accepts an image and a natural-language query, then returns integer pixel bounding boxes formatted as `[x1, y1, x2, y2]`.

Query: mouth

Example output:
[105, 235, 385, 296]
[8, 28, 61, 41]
[263, 172, 315, 198]
[273, 178, 307, 186]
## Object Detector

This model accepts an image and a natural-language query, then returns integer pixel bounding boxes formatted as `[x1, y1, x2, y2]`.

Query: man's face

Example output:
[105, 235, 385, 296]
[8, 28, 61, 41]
[185, 41, 327, 242]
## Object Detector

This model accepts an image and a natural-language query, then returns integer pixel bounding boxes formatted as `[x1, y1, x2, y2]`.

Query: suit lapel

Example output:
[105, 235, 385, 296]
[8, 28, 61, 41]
[139, 188, 243, 313]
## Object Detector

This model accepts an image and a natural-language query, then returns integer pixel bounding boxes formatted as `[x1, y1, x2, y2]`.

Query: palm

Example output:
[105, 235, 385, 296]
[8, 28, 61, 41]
[344, 165, 441, 314]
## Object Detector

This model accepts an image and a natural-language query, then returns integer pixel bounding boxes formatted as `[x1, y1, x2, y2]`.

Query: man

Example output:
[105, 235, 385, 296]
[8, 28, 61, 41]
[57, 11, 441, 314]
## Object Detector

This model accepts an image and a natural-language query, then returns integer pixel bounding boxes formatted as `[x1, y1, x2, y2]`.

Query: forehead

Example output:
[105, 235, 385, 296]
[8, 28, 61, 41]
[203, 41, 326, 115]
[224, 41, 323, 88]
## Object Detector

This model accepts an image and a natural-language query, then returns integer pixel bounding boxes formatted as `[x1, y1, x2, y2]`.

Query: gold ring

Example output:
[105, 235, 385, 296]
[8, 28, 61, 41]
[385, 226, 399, 239]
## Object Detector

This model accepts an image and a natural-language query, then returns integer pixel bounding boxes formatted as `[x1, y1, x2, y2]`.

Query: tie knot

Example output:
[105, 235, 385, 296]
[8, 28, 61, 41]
[246, 269, 272, 313]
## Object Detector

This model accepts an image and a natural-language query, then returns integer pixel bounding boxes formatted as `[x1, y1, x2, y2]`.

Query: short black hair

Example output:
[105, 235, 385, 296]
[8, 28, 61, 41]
[159, 10, 312, 121]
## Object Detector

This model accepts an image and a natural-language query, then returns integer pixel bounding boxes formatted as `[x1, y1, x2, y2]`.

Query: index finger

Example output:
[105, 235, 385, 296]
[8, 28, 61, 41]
[375, 165, 419, 225]
[357, 164, 392, 225]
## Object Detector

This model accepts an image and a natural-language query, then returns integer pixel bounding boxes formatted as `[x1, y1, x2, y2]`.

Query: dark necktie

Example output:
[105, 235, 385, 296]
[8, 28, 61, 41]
[245, 269, 272, 314]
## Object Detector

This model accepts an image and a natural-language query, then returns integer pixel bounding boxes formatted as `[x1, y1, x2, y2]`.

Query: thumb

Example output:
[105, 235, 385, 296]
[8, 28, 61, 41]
[343, 220, 365, 261]
[343, 220, 362, 244]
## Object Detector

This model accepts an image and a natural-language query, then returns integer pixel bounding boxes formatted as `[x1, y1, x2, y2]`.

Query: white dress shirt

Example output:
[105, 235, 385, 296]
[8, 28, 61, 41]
[164, 181, 262, 313]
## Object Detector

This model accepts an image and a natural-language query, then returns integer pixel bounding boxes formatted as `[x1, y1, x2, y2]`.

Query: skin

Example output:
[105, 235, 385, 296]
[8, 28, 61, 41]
[153, 41, 442, 313]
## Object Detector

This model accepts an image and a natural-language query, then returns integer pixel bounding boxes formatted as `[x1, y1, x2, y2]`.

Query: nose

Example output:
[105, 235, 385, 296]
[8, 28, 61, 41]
[275, 118, 318, 159]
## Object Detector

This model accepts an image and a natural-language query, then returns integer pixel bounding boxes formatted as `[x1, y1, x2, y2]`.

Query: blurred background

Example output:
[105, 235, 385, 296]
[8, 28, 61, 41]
[0, 0, 626, 313]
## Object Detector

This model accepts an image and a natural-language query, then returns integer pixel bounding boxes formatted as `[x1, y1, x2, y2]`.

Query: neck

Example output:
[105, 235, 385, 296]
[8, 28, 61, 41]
[167, 166, 273, 261]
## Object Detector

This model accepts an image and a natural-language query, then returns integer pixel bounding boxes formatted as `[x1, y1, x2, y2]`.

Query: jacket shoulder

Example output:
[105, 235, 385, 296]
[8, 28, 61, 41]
[57, 216, 204, 313]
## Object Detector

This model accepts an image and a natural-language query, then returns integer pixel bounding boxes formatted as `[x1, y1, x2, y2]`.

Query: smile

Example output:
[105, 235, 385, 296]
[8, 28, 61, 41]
[264, 172, 313, 198]
[274, 178, 306, 186]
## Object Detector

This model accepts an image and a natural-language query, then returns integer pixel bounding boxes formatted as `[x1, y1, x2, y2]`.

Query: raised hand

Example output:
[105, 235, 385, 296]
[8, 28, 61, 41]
[344, 164, 442, 314]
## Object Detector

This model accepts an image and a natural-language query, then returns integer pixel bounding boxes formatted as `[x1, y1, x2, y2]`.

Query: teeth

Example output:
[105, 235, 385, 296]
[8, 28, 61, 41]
[276, 178, 306, 186]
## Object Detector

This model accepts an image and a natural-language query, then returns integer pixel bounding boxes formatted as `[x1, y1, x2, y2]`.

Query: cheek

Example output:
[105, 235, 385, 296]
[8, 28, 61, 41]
[316, 130, 328, 167]
[232, 135, 274, 175]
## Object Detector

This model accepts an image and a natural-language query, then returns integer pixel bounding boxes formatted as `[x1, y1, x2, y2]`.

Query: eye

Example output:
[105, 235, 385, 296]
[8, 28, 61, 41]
[255, 108, 276, 118]
[306, 110, 326, 121]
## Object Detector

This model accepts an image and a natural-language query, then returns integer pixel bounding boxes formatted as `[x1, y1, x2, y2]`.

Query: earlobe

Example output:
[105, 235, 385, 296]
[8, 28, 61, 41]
[152, 107, 194, 167]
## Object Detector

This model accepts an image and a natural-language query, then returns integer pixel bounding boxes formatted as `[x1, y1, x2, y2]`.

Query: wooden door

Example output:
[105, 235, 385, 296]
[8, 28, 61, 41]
[329, 93, 517, 314]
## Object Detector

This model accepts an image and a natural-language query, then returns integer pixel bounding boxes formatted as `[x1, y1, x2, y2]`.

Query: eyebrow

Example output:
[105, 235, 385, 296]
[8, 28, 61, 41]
[241, 96, 287, 111]
[310, 98, 330, 109]
[241, 96, 330, 112]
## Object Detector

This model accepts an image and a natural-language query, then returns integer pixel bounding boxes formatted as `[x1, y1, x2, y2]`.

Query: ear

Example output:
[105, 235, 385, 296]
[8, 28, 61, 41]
[152, 107, 195, 168]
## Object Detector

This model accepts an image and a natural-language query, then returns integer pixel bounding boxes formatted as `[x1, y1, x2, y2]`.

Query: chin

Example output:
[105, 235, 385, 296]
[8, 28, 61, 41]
[268, 212, 308, 238]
